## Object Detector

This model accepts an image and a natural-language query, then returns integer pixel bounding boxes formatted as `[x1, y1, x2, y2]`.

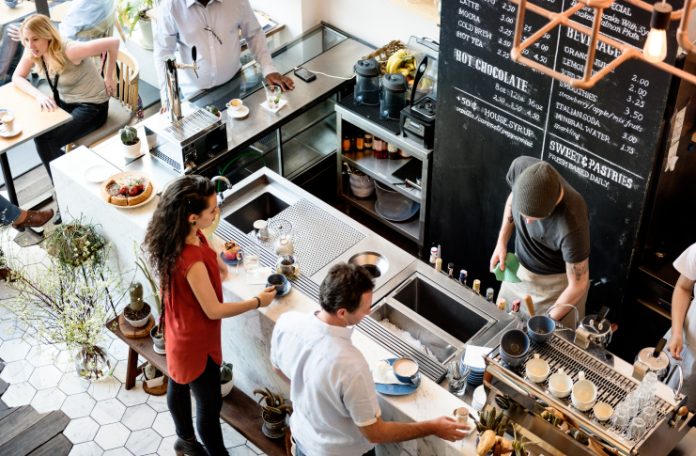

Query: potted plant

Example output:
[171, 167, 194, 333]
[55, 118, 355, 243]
[142, 361, 167, 395]
[135, 250, 165, 355]
[1, 220, 121, 380]
[123, 282, 151, 328]
[205, 105, 221, 118]
[253, 388, 292, 439]
[220, 361, 234, 397]
[120, 125, 141, 158]
[117, 0, 155, 50]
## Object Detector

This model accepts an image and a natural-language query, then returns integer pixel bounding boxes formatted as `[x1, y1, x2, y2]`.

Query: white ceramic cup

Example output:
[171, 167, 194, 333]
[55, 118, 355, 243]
[548, 368, 573, 398]
[572, 371, 597, 411]
[525, 354, 550, 383]
[1, 112, 15, 131]
[227, 98, 243, 112]
[593, 401, 613, 421]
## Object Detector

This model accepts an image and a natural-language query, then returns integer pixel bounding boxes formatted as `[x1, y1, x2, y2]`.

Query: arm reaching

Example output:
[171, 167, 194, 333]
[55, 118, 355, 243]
[549, 258, 589, 321]
[490, 192, 514, 272]
[187, 262, 276, 319]
[360, 416, 469, 444]
[669, 274, 694, 360]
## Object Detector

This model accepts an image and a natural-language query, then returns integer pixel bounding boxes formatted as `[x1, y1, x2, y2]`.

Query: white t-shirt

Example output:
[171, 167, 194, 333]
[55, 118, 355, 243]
[271, 311, 380, 456]
[674, 243, 696, 345]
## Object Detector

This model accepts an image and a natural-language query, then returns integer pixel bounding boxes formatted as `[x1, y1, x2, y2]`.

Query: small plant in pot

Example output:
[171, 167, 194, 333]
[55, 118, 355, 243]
[123, 282, 152, 328]
[120, 125, 141, 158]
[220, 362, 234, 397]
[253, 388, 292, 439]
[205, 105, 221, 118]
[142, 361, 167, 395]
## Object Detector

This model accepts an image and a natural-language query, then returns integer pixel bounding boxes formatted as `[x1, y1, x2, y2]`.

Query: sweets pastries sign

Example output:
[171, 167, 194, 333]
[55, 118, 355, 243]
[101, 171, 156, 209]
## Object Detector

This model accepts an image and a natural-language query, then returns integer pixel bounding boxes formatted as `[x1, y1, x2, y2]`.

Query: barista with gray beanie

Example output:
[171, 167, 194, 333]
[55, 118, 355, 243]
[490, 156, 590, 326]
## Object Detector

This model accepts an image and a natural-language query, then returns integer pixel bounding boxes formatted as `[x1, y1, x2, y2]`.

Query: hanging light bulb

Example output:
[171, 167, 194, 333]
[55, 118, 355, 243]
[644, 1, 673, 63]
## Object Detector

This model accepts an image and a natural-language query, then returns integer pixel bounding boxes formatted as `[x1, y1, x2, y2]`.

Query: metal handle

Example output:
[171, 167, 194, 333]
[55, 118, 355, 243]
[666, 363, 684, 401]
[653, 337, 667, 358]
[546, 303, 579, 329]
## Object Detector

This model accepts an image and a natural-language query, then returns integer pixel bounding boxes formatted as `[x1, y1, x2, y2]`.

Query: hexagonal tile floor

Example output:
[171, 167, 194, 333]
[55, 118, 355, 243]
[0, 303, 267, 456]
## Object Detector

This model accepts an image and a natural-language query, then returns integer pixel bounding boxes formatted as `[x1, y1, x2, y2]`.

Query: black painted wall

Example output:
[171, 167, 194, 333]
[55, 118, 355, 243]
[430, 0, 680, 308]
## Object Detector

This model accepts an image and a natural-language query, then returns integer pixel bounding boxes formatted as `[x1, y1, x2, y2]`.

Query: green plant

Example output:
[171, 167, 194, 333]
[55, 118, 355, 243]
[253, 388, 292, 422]
[117, 0, 154, 36]
[1, 240, 121, 352]
[120, 125, 139, 145]
[205, 105, 220, 117]
[134, 246, 163, 336]
[45, 219, 106, 267]
[220, 362, 233, 383]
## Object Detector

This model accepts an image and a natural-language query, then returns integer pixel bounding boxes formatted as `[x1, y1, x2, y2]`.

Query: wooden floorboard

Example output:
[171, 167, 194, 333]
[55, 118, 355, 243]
[0, 410, 71, 456]
[0, 406, 42, 447]
[0, 403, 18, 421]
[0, 378, 8, 397]
[27, 433, 72, 456]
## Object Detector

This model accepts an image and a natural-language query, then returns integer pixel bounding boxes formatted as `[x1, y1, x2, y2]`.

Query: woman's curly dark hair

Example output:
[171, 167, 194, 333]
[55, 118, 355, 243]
[143, 175, 215, 295]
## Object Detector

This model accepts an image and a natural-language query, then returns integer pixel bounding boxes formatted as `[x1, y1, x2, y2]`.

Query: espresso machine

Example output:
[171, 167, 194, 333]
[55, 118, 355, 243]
[144, 49, 228, 174]
[483, 329, 691, 455]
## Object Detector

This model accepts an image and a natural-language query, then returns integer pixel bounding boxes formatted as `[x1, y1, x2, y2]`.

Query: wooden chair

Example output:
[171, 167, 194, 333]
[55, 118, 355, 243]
[70, 48, 139, 149]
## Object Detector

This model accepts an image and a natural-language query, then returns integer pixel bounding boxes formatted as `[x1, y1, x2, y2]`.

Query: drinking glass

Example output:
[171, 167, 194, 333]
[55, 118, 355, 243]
[629, 416, 647, 440]
[243, 242, 260, 274]
[641, 406, 658, 428]
[612, 403, 630, 431]
[622, 392, 639, 417]
[447, 361, 469, 398]
[264, 85, 282, 109]
[635, 387, 653, 408]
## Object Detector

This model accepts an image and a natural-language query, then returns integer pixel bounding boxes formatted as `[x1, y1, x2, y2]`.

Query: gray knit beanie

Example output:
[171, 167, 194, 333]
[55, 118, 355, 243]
[513, 162, 561, 218]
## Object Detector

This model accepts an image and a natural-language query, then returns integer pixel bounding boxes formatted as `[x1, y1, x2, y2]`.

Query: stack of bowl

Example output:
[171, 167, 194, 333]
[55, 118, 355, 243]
[349, 172, 375, 198]
[500, 329, 530, 367]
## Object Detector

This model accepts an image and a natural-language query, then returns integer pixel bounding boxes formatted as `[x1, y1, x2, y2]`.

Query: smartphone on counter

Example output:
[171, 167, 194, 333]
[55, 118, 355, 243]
[294, 67, 317, 82]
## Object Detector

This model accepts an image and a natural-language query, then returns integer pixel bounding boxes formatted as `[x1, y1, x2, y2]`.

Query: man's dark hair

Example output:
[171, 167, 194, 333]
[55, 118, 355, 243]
[319, 263, 374, 314]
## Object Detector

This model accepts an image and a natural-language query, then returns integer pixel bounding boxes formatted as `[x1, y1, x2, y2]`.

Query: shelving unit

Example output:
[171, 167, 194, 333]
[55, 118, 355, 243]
[335, 99, 433, 256]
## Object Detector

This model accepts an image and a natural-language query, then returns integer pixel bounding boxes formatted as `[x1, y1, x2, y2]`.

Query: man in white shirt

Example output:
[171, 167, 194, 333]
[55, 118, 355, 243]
[153, 0, 293, 106]
[271, 263, 469, 456]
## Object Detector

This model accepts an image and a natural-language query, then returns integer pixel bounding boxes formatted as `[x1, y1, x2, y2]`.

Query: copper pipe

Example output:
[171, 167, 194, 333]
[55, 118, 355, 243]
[584, 8, 605, 81]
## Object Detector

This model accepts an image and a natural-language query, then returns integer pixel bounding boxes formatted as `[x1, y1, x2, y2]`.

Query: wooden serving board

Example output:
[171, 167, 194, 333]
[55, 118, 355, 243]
[118, 314, 154, 339]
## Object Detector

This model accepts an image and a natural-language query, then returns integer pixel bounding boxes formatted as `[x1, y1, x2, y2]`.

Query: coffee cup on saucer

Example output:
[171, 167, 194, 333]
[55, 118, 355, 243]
[1, 111, 15, 132]
[227, 98, 243, 111]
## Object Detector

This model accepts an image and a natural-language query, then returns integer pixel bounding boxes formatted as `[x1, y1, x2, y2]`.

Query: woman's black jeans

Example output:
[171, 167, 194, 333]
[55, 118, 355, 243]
[33, 100, 108, 181]
[167, 356, 228, 456]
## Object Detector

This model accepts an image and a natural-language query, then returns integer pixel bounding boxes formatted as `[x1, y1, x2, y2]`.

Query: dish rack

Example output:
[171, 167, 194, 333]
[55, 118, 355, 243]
[484, 333, 691, 455]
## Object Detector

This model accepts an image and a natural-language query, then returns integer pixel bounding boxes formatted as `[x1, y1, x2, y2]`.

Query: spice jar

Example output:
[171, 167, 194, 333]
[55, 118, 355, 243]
[387, 143, 399, 159]
[373, 137, 386, 159]
[364, 133, 373, 154]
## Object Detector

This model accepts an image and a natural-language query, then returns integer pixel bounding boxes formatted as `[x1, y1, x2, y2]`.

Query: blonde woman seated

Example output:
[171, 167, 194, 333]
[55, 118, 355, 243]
[12, 14, 119, 182]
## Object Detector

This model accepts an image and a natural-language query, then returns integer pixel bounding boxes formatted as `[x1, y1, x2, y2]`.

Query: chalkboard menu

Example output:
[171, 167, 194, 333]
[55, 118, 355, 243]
[431, 0, 679, 302]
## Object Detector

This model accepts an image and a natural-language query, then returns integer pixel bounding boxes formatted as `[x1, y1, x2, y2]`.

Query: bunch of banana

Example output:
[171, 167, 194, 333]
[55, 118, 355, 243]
[385, 49, 415, 77]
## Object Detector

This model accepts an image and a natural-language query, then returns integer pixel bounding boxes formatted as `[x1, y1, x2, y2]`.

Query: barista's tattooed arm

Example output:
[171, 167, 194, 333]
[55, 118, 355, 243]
[566, 259, 589, 282]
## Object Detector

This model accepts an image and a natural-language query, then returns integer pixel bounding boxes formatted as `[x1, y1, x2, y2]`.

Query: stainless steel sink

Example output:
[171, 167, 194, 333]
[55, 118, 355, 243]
[392, 276, 490, 344]
[223, 192, 289, 233]
[349, 251, 389, 278]
[369, 302, 458, 363]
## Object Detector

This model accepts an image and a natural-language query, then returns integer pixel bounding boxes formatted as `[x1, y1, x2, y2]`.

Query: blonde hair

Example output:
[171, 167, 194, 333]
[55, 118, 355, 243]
[21, 14, 66, 76]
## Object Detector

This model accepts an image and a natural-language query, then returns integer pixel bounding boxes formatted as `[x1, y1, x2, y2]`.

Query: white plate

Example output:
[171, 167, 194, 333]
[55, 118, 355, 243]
[0, 123, 22, 138]
[260, 98, 287, 114]
[227, 105, 250, 119]
[84, 165, 114, 183]
[103, 171, 157, 210]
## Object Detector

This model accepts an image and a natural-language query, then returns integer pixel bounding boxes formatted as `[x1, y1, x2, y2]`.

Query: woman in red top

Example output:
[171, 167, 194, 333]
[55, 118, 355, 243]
[144, 175, 276, 456]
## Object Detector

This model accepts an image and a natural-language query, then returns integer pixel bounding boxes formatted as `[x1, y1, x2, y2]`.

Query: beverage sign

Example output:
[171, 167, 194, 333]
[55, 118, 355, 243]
[431, 0, 676, 295]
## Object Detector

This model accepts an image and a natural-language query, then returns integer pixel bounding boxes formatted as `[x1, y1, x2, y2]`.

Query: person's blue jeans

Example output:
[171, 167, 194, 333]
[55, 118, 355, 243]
[0, 195, 21, 226]
[33, 100, 108, 180]
[167, 356, 228, 456]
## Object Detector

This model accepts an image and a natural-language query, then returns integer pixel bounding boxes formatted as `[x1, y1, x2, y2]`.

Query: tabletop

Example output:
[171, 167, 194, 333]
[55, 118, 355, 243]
[0, 83, 72, 154]
[0, 0, 72, 27]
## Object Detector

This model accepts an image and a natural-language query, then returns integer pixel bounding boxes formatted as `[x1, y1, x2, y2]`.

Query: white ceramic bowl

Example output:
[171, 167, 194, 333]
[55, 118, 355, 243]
[593, 401, 613, 421]
[349, 173, 374, 198]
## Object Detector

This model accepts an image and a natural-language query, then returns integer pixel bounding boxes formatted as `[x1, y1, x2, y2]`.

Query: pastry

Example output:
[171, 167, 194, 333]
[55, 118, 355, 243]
[102, 173, 153, 207]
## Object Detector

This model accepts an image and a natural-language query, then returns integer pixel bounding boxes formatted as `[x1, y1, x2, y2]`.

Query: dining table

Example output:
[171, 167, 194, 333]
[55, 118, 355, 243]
[1, 0, 70, 28]
[0, 82, 71, 205]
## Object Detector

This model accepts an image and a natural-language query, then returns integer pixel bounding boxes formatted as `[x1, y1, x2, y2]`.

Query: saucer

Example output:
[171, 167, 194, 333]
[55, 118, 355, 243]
[260, 99, 287, 114]
[226, 105, 249, 119]
[220, 252, 241, 266]
[375, 358, 421, 396]
[84, 164, 115, 183]
[0, 123, 22, 138]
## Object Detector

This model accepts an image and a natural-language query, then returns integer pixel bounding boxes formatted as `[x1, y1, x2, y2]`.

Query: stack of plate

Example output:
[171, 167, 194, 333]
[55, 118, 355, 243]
[471, 385, 487, 412]
[466, 364, 485, 386]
